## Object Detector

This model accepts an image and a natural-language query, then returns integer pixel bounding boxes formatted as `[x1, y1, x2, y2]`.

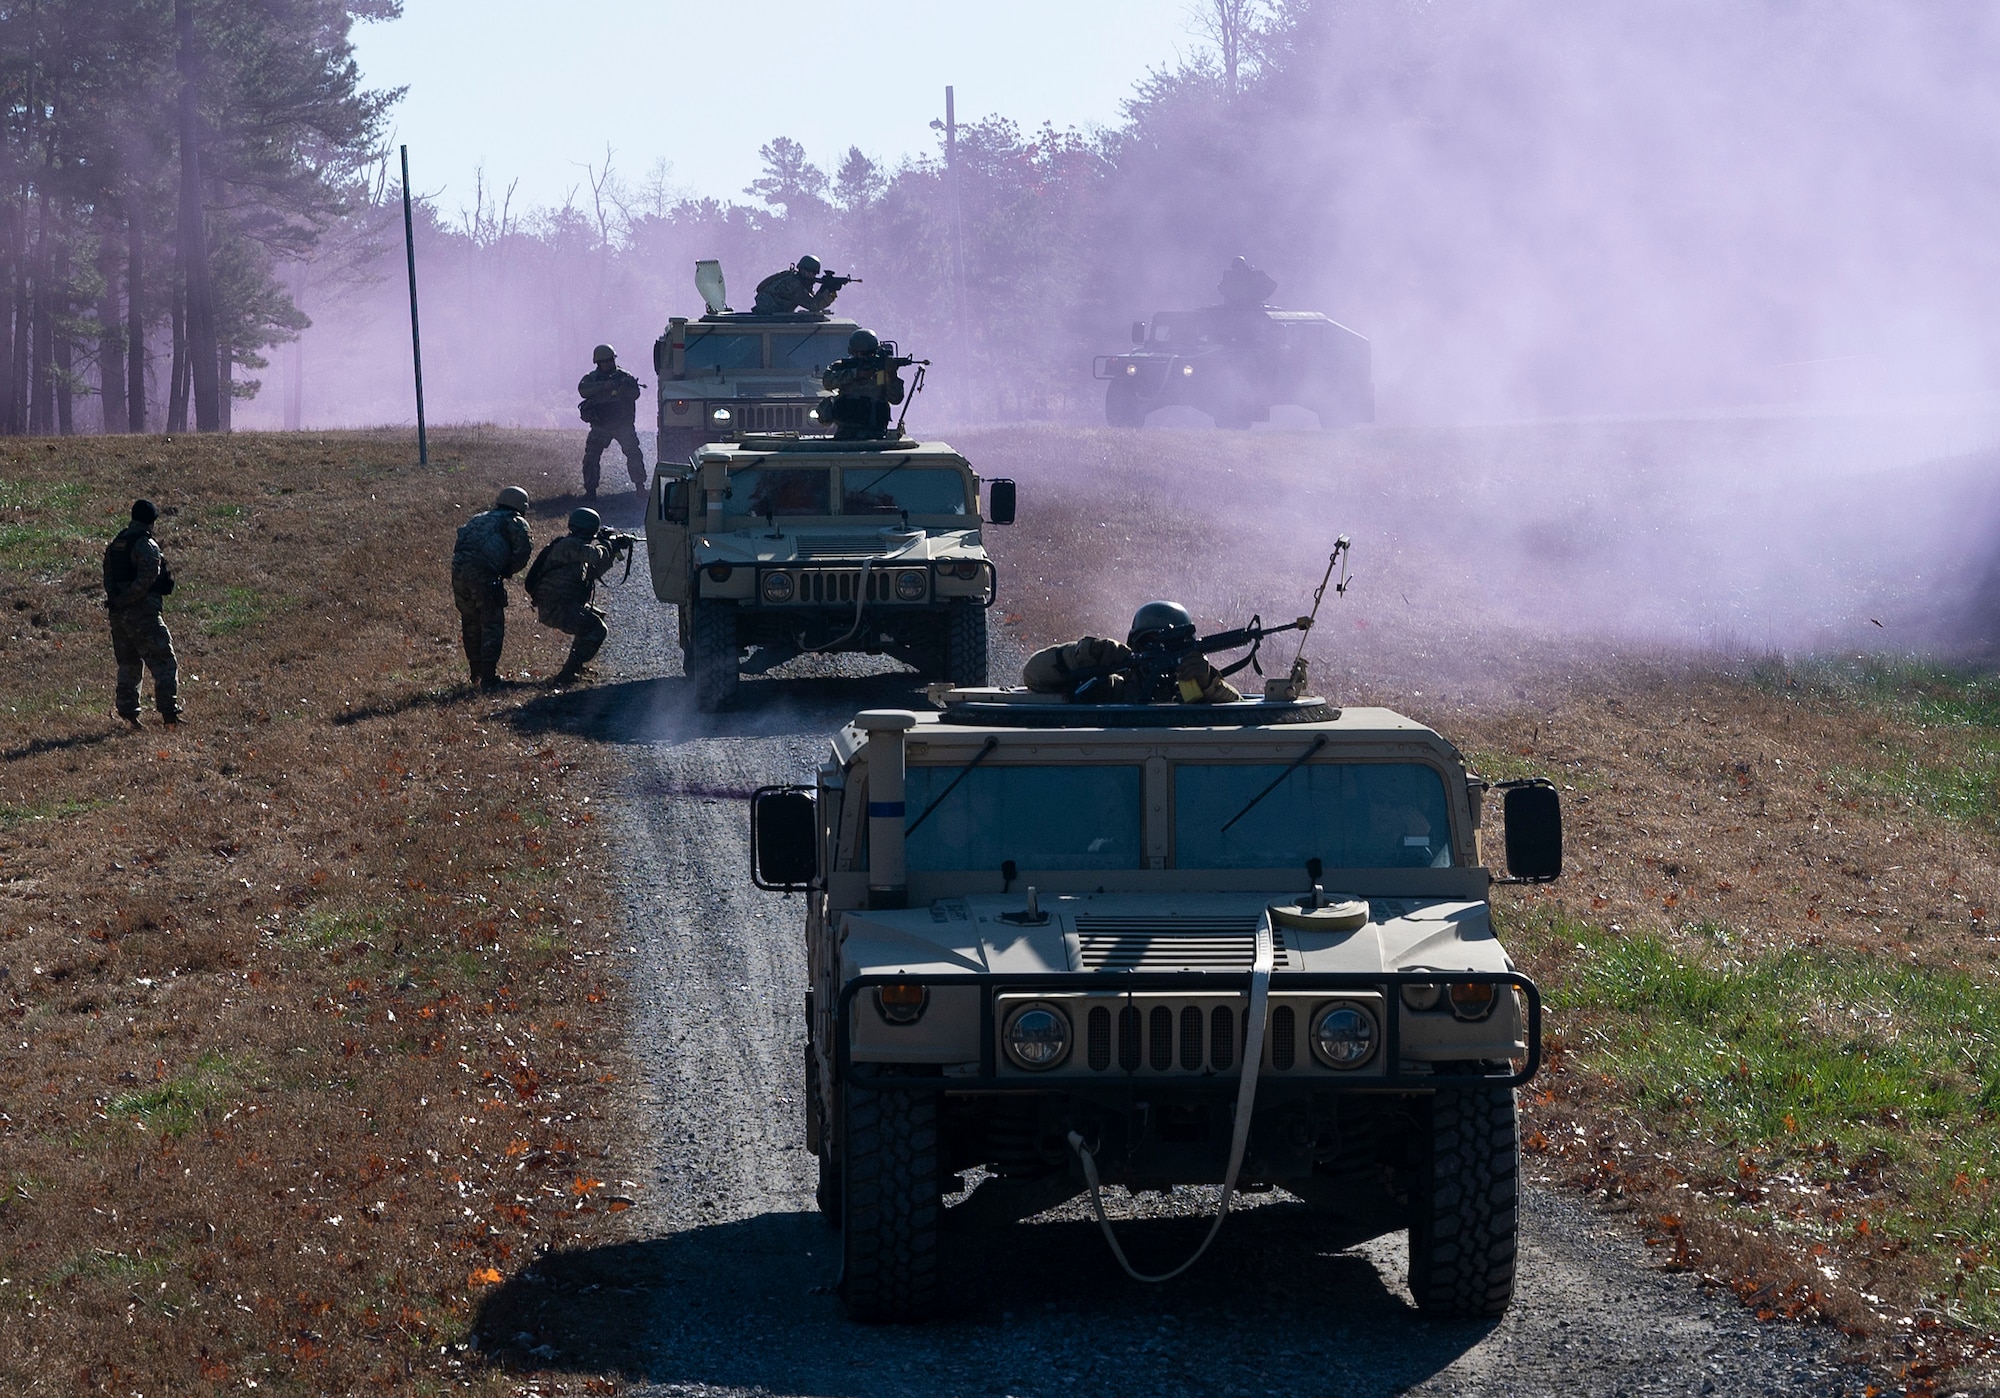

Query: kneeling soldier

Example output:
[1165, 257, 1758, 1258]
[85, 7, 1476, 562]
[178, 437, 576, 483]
[529, 508, 620, 686]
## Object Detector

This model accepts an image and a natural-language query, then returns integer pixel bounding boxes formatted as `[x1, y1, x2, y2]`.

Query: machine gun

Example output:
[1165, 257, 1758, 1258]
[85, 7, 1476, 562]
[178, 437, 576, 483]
[597, 527, 640, 584]
[816, 270, 861, 292]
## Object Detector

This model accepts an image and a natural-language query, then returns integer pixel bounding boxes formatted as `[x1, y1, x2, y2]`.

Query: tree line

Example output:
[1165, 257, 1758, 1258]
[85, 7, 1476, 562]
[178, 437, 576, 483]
[0, 0, 393, 436]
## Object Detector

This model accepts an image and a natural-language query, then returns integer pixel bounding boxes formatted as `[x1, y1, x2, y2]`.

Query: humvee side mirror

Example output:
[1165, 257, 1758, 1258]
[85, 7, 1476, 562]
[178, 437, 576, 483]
[987, 478, 1017, 526]
[1498, 781, 1562, 884]
[751, 786, 817, 891]
[1132, 321, 1147, 345]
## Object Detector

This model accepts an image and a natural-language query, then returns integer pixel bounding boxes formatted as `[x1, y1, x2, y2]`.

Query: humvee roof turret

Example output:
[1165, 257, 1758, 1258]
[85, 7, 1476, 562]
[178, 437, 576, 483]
[752, 684, 1561, 1322]
[644, 436, 1017, 711]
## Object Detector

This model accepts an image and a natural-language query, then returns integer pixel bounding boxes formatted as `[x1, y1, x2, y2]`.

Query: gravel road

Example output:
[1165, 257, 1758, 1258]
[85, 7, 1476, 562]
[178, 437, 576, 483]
[497, 533, 1871, 1398]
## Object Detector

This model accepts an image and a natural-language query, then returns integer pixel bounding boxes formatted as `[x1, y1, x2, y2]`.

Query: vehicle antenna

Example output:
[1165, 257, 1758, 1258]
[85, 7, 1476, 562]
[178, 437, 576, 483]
[1290, 535, 1353, 673]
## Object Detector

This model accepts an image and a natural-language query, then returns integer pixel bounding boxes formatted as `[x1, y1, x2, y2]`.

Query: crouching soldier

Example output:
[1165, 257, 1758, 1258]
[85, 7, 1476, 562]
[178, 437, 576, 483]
[104, 498, 181, 726]
[527, 508, 621, 686]
[1023, 601, 1241, 704]
[452, 486, 533, 689]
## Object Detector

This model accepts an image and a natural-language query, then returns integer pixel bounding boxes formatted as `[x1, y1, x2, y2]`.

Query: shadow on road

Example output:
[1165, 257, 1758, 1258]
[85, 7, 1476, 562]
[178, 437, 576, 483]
[508, 669, 935, 747]
[470, 1201, 1493, 1394]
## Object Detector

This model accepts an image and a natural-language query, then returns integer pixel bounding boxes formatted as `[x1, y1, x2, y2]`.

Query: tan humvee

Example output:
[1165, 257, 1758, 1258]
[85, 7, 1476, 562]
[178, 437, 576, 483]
[751, 686, 1560, 1322]
[645, 436, 1016, 711]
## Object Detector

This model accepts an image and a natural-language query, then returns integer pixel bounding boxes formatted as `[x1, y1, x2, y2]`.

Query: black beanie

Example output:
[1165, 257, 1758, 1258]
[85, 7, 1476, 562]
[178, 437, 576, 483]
[131, 499, 158, 524]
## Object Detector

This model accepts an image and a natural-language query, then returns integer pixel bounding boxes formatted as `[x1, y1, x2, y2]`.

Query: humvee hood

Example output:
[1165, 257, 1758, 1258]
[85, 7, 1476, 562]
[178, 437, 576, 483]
[691, 525, 982, 567]
[838, 892, 1511, 980]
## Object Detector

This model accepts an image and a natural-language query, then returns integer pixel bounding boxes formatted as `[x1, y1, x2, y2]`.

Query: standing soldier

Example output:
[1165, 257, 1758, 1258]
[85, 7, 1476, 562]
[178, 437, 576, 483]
[818, 328, 905, 440]
[451, 486, 533, 690]
[750, 254, 853, 315]
[103, 498, 181, 727]
[527, 507, 621, 686]
[576, 344, 647, 499]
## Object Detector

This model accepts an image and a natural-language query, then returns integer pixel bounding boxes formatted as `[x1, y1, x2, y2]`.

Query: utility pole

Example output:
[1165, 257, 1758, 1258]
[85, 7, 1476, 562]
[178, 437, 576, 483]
[930, 87, 967, 353]
[400, 144, 428, 466]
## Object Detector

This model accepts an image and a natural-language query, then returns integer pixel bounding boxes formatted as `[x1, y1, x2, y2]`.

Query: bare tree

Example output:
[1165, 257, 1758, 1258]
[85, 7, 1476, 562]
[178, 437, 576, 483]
[1189, 0, 1266, 97]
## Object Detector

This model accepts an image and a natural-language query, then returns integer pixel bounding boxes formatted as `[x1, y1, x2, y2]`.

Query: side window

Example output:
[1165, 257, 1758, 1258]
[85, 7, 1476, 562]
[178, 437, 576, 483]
[661, 479, 688, 524]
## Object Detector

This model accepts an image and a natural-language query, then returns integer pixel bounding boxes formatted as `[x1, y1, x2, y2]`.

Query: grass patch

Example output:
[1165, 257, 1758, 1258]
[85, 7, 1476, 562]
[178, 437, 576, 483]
[180, 582, 271, 636]
[282, 906, 396, 954]
[0, 479, 94, 572]
[1523, 913, 2000, 1324]
[107, 1052, 244, 1138]
[0, 795, 97, 829]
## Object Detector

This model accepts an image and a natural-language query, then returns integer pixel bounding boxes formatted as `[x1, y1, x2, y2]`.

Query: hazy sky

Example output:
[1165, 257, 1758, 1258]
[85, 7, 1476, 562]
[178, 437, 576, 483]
[352, 1, 1195, 215]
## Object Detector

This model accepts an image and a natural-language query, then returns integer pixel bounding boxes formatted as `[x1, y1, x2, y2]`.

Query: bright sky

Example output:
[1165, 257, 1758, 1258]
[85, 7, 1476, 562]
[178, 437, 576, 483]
[352, 1, 1198, 216]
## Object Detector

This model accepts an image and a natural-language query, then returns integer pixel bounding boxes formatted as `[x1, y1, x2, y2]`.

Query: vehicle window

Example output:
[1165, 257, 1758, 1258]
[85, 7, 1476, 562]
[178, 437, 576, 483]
[1173, 761, 1453, 870]
[841, 466, 968, 516]
[904, 765, 1142, 871]
[720, 468, 831, 517]
[683, 333, 764, 371]
[773, 330, 856, 372]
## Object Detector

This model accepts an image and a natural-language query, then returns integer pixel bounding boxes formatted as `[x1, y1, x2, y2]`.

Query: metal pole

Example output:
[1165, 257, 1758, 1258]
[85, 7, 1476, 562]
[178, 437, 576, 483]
[946, 87, 966, 351]
[400, 144, 428, 465]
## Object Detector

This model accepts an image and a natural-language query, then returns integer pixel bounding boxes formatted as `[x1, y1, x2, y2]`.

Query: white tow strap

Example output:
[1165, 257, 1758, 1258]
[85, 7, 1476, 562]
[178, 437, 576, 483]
[1067, 911, 1275, 1283]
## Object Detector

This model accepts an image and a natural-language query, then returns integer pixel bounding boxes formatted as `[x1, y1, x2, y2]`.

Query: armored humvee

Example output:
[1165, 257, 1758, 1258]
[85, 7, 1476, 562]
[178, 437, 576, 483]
[1094, 306, 1374, 430]
[751, 685, 1560, 1322]
[645, 436, 1016, 711]
[652, 312, 862, 464]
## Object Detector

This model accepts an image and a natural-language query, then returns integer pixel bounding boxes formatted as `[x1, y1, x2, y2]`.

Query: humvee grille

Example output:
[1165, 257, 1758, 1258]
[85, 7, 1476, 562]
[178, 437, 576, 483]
[1075, 916, 1295, 971]
[789, 569, 901, 605]
[733, 401, 821, 435]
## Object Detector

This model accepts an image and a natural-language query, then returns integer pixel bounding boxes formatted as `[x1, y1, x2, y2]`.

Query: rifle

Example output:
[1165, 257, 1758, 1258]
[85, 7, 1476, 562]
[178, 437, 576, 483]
[1070, 614, 1313, 704]
[817, 271, 861, 291]
[596, 527, 640, 584]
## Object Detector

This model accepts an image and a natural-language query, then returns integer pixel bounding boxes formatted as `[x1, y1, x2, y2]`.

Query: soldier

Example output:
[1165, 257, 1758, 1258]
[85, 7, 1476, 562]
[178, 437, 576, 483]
[1022, 601, 1241, 704]
[527, 508, 620, 686]
[103, 498, 181, 727]
[818, 328, 904, 440]
[451, 486, 534, 689]
[750, 254, 848, 315]
[1217, 255, 1277, 308]
[576, 344, 647, 499]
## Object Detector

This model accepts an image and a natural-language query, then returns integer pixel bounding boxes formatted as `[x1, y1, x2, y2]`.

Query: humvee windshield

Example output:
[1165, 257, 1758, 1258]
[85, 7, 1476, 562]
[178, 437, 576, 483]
[721, 467, 831, 517]
[772, 330, 855, 371]
[896, 760, 1453, 871]
[842, 466, 969, 517]
[684, 333, 764, 370]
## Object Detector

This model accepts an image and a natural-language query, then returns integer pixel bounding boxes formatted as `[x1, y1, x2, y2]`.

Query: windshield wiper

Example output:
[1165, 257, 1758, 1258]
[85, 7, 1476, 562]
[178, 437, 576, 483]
[852, 458, 911, 498]
[905, 736, 999, 836]
[1220, 734, 1329, 835]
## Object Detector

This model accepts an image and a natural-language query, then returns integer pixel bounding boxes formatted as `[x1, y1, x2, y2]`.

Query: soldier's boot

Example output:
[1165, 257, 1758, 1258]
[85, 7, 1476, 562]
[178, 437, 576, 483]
[120, 713, 142, 730]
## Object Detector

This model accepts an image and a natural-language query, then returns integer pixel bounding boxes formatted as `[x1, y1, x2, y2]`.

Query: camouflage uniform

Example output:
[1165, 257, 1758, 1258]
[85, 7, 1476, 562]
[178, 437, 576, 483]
[104, 520, 179, 723]
[532, 532, 618, 679]
[451, 504, 533, 685]
[577, 365, 647, 496]
[751, 267, 841, 316]
[819, 352, 905, 440]
[1022, 636, 1242, 704]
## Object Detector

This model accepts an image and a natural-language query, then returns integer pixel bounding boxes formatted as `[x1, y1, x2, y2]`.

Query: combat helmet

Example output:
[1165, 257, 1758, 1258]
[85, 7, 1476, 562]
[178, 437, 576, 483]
[847, 328, 880, 357]
[592, 343, 616, 364]
[797, 254, 822, 278]
[568, 507, 601, 535]
[1128, 600, 1196, 650]
[494, 486, 530, 513]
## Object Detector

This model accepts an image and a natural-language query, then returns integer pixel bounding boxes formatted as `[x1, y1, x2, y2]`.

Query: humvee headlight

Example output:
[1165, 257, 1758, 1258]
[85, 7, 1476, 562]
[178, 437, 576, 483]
[894, 569, 927, 601]
[711, 406, 732, 422]
[1311, 1001, 1379, 1069]
[1181, 364, 1195, 377]
[1400, 982, 1442, 1012]
[874, 982, 928, 1025]
[954, 561, 980, 579]
[1448, 981, 1498, 1022]
[762, 571, 795, 602]
[705, 561, 733, 583]
[1002, 1003, 1071, 1070]
[1124, 363, 1137, 376]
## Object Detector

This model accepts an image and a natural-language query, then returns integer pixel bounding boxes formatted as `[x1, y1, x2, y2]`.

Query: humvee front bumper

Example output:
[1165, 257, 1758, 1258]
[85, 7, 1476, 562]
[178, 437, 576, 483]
[836, 969, 1540, 1093]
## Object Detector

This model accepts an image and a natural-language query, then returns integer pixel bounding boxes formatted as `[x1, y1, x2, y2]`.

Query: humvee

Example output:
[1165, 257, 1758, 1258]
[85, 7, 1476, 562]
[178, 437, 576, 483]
[652, 311, 862, 464]
[644, 436, 1016, 711]
[1094, 306, 1374, 430]
[751, 685, 1559, 1322]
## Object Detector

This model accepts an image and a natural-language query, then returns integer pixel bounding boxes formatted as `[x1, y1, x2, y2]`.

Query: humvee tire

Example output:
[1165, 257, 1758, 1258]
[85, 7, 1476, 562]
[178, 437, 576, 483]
[1407, 1086, 1519, 1319]
[943, 604, 989, 686]
[839, 1082, 940, 1322]
[816, 1147, 843, 1227]
[689, 599, 739, 712]
[1105, 378, 1145, 428]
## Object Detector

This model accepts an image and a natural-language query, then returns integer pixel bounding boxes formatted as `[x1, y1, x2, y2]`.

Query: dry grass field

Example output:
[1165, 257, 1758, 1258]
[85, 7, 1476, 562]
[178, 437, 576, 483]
[0, 428, 634, 1395]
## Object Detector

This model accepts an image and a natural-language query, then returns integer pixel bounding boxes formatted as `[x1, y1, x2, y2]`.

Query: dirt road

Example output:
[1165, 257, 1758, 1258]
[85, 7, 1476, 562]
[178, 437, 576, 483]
[483, 546, 1869, 1398]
